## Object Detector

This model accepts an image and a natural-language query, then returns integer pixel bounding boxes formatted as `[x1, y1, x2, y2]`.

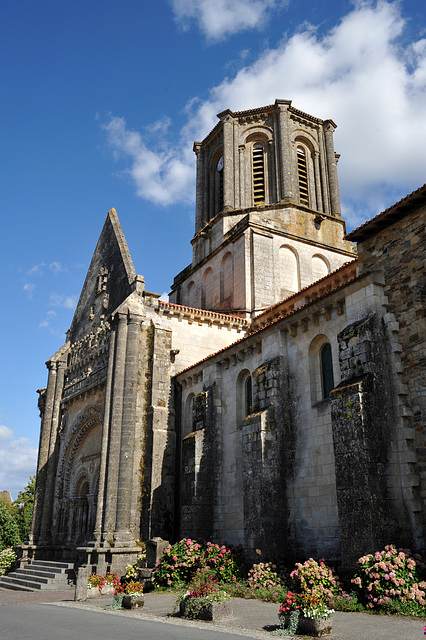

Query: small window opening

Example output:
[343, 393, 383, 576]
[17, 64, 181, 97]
[216, 155, 224, 214]
[253, 144, 265, 204]
[321, 343, 334, 399]
[297, 146, 309, 206]
[245, 376, 253, 416]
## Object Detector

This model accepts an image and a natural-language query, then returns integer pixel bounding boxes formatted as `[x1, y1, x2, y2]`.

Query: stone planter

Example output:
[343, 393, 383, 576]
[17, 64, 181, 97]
[279, 613, 333, 637]
[180, 599, 233, 621]
[87, 584, 115, 598]
[122, 594, 144, 609]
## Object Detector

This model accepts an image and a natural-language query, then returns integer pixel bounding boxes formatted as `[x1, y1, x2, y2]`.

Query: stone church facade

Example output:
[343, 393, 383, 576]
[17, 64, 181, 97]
[26, 100, 425, 575]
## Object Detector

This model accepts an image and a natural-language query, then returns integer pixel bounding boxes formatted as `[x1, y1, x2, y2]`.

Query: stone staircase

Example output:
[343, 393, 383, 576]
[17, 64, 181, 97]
[0, 560, 75, 591]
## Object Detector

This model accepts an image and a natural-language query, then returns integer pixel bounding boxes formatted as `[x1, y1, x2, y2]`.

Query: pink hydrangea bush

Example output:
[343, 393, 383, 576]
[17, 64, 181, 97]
[152, 538, 202, 587]
[152, 538, 244, 588]
[248, 562, 282, 590]
[351, 544, 426, 611]
[290, 558, 339, 603]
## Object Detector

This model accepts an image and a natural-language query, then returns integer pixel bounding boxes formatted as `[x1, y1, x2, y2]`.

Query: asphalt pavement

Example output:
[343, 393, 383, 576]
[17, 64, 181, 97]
[0, 588, 424, 640]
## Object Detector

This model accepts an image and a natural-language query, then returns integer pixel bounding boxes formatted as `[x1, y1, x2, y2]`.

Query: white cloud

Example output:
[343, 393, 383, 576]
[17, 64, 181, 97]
[49, 261, 66, 274]
[105, 1, 426, 227]
[0, 425, 13, 442]
[102, 115, 194, 206]
[170, 0, 286, 41]
[23, 282, 35, 299]
[50, 293, 77, 309]
[0, 427, 37, 500]
[28, 263, 45, 276]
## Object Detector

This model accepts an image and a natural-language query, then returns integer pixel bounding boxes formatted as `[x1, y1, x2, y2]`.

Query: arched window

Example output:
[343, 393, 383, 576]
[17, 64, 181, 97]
[237, 369, 253, 422]
[186, 281, 196, 308]
[215, 155, 224, 216]
[183, 393, 195, 438]
[201, 267, 214, 309]
[279, 245, 299, 295]
[297, 146, 309, 206]
[252, 144, 265, 204]
[220, 252, 233, 303]
[320, 343, 334, 399]
[311, 255, 330, 282]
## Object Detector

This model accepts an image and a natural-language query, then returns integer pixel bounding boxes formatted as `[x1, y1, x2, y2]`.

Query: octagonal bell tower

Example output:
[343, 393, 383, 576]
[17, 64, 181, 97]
[170, 99, 356, 317]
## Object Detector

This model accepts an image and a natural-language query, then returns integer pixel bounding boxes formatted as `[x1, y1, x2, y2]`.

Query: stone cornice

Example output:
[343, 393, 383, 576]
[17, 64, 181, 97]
[157, 301, 248, 331]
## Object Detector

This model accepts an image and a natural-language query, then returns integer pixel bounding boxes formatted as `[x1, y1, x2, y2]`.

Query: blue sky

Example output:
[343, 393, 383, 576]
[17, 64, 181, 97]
[1, 0, 425, 498]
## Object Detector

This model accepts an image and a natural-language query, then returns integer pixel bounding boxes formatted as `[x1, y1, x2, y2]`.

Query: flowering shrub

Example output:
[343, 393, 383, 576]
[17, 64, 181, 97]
[248, 562, 281, 590]
[125, 552, 146, 580]
[290, 558, 339, 603]
[351, 544, 426, 611]
[152, 538, 202, 587]
[0, 547, 16, 575]
[152, 538, 244, 588]
[199, 541, 245, 583]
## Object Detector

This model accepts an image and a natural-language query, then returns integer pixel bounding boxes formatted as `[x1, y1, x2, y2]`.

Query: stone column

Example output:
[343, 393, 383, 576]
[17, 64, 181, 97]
[276, 99, 293, 202]
[30, 362, 57, 542]
[238, 145, 245, 209]
[102, 313, 128, 537]
[313, 151, 323, 212]
[38, 358, 67, 544]
[115, 313, 143, 545]
[194, 142, 204, 232]
[222, 116, 234, 211]
[323, 121, 341, 216]
[93, 324, 116, 542]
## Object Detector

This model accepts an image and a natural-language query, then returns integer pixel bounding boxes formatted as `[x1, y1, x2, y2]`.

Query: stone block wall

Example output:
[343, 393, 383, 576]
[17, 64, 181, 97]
[356, 206, 425, 547]
[331, 313, 409, 567]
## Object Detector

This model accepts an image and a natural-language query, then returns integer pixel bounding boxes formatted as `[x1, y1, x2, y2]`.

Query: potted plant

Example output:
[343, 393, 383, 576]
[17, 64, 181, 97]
[116, 580, 144, 609]
[275, 592, 334, 637]
[176, 570, 232, 621]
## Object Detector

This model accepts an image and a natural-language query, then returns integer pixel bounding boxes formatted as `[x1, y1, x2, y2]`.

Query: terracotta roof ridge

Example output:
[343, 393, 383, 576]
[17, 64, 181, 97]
[176, 269, 370, 377]
[253, 259, 358, 321]
[346, 182, 426, 240]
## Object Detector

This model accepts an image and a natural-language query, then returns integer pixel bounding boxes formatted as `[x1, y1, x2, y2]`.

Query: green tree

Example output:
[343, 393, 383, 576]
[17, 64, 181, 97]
[13, 476, 35, 542]
[0, 502, 21, 551]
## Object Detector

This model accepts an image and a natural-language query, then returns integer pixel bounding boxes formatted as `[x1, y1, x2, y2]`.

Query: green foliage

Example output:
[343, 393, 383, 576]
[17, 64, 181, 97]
[13, 476, 35, 542]
[351, 544, 426, 610]
[331, 590, 365, 612]
[290, 558, 339, 603]
[0, 502, 21, 551]
[0, 547, 17, 575]
[272, 610, 300, 636]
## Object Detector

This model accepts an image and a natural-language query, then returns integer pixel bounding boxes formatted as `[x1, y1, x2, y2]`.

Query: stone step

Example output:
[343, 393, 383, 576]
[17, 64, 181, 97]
[0, 576, 40, 591]
[0, 559, 76, 591]
[15, 568, 71, 581]
[30, 560, 75, 571]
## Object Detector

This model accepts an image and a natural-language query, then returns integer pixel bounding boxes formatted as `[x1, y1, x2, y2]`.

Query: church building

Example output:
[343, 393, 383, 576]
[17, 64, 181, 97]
[26, 100, 425, 575]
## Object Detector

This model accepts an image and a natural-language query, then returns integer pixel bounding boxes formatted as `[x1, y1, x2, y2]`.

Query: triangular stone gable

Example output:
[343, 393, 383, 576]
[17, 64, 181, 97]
[69, 209, 136, 342]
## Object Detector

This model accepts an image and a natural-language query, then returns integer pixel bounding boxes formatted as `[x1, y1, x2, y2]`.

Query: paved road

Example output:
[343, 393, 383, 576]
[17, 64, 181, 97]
[0, 589, 425, 640]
